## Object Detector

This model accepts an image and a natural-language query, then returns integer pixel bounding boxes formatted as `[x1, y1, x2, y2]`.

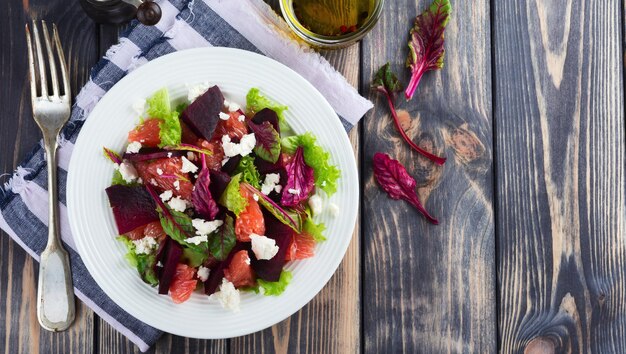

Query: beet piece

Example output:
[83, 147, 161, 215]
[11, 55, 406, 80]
[158, 238, 183, 294]
[221, 155, 242, 175]
[153, 236, 169, 279]
[181, 85, 224, 140]
[105, 184, 159, 234]
[209, 170, 231, 201]
[251, 210, 293, 282]
[255, 155, 284, 175]
[252, 108, 280, 134]
[123, 148, 186, 162]
[203, 242, 247, 295]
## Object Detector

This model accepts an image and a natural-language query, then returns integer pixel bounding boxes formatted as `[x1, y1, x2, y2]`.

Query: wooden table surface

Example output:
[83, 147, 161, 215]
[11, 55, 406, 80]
[1, 0, 625, 353]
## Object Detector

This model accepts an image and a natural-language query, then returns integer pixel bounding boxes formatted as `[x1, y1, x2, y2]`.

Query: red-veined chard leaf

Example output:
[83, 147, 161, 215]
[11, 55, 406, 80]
[281, 147, 314, 207]
[103, 147, 122, 165]
[405, 0, 451, 100]
[372, 153, 439, 224]
[207, 215, 236, 261]
[248, 120, 281, 163]
[192, 168, 220, 220]
[242, 183, 302, 233]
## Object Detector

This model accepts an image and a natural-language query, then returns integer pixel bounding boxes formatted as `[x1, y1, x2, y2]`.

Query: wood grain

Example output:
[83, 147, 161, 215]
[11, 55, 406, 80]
[361, 0, 496, 352]
[0, 0, 98, 353]
[494, 0, 626, 352]
[230, 46, 361, 354]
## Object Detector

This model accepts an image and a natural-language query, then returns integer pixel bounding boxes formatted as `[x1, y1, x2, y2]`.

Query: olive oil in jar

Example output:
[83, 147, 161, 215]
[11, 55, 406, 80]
[292, 0, 375, 36]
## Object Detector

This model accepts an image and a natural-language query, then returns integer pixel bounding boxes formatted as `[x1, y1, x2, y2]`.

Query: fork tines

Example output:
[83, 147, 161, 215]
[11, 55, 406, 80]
[25, 21, 70, 101]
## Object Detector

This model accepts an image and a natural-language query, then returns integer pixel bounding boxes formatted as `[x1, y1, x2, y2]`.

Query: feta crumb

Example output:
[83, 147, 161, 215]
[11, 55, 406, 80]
[156, 261, 163, 267]
[118, 162, 138, 183]
[228, 102, 241, 112]
[126, 141, 142, 154]
[160, 190, 173, 202]
[132, 236, 157, 255]
[221, 158, 230, 166]
[321, 181, 327, 187]
[250, 234, 279, 260]
[219, 112, 230, 120]
[287, 188, 300, 195]
[167, 152, 173, 158]
[328, 203, 340, 217]
[168, 196, 187, 212]
[132, 99, 146, 116]
[308, 195, 323, 216]
[213, 278, 240, 312]
[244, 255, 251, 265]
[223, 99, 231, 108]
[150, 178, 158, 186]
[192, 219, 223, 236]
[237, 113, 245, 122]
[197, 266, 210, 282]
[187, 152, 196, 161]
[185, 235, 208, 245]
[261, 173, 281, 195]
[181, 156, 198, 173]
[156, 168, 164, 175]
[173, 180, 180, 190]
[253, 194, 259, 201]
[137, 178, 143, 184]
[221, 133, 256, 158]
[187, 82, 211, 102]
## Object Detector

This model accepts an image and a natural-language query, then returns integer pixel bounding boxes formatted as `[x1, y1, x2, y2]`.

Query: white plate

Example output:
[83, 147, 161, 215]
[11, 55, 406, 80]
[67, 47, 358, 338]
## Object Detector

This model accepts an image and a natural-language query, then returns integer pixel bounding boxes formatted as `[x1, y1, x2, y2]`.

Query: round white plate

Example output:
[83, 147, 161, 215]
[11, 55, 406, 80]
[67, 47, 358, 338]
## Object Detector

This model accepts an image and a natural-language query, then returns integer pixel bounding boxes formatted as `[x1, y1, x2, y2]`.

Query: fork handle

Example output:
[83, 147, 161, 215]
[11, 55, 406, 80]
[36, 135, 75, 331]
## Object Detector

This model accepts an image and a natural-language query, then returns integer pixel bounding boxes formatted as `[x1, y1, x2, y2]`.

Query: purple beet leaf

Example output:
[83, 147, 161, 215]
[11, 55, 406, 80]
[180, 85, 224, 140]
[251, 108, 280, 134]
[280, 147, 314, 207]
[209, 170, 231, 201]
[105, 184, 159, 234]
[192, 168, 220, 220]
[248, 120, 281, 163]
[372, 153, 439, 224]
[123, 148, 186, 162]
[242, 183, 302, 233]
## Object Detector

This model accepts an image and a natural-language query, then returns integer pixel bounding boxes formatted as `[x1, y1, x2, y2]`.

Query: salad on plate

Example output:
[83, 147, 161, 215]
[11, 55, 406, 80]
[103, 84, 340, 312]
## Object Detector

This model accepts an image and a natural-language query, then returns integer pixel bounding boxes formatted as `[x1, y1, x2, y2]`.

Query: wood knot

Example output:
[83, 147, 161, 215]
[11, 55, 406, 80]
[598, 292, 606, 305]
[396, 109, 412, 131]
[524, 337, 556, 354]
[444, 124, 485, 164]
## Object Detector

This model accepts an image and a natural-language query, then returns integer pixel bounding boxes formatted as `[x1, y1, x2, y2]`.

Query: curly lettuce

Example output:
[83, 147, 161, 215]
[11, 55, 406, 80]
[116, 236, 158, 286]
[281, 132, 341, 196]
[146, 88, 182, 148]
[234, 156, 261, 189]
[256, 270, 292, 296]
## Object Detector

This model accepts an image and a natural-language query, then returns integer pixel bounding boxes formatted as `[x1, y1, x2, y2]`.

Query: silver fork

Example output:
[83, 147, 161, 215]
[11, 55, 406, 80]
[26, 20, 75, 331]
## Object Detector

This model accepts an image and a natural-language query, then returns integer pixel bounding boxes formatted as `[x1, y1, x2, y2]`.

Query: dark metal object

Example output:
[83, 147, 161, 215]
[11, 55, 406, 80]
[78, 0, 161, 25]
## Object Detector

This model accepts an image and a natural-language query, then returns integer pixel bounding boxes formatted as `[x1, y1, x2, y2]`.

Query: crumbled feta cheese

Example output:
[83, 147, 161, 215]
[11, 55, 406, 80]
[221, 133, 256, 158]
[167, 152, 173, 158]
[244, 256, 251, 265]
[156, 261, 163, 267]
[156, 168, 164, 175]
[321, 181, 327, 187]
[192, 219, 223, 236]
[228, 102, 241, 112]
[185, 235, 208, 245]
[261, 173, 281, 195]
[181, 156, 198, 173]
[287, 188, 300, 195]
[159, 190, 173, 202]
[118, 162, 138, 183]
[237, 113, 245, 122]
[250, 234, 279, 260]
[150, 178, 158, 186]
[213, 278, 240, 312]
[197, 266, 210, 282]
[328, 203, 340, 217]
[219, 112, 230, 120]
[187, 82, 211, 102]
[173, 180, 180, 190]
[168, 196, 187, 212]
[253, 194, 259, 201]
[221, 158, 230, 166]
[308, 195, 323, 216]
[223, 99, 231, 108]
[137, 178, 143, 184]
[132, 99, 146, 116]
[187, 152, 196, 161]
[132, 236, 157, 255]
[126, 141, 142, 154]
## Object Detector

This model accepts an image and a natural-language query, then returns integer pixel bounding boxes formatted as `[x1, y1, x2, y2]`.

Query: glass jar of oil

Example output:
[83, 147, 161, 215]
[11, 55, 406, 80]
[280, 0, 384, 49]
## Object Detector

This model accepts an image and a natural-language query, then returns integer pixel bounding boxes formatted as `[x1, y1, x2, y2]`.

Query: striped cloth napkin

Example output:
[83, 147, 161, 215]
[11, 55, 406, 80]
[0, 0, 372, 351]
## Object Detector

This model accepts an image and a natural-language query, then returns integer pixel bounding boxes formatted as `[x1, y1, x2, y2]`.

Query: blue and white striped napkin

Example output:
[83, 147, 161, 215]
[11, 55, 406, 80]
[0, 0, 372, 351]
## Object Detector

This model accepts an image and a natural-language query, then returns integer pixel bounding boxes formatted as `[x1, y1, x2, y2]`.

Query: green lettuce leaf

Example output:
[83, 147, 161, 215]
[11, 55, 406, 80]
[219, 173, 248, 216]
[145, 88, 182, 148]
[207, 215, 236, 260]
[304, 218, 326, 242]
[281, 132, 341, 195]
[111, 170, 132, 186]
[257, 270, 293, 296]
[146, 88, 172, 119]
[234, 156, 261, 189]
[116, 236, 158, 286]
[182, 247, 208, 267]
[246, 88, 290, 131]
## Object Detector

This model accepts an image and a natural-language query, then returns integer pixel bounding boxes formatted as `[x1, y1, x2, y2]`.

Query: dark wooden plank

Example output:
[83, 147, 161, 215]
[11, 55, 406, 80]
[495, 0, 626, 352]
[0, 0, 98, 353]
[361, 0, 495, 352]
[230, 46, 361, 354]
